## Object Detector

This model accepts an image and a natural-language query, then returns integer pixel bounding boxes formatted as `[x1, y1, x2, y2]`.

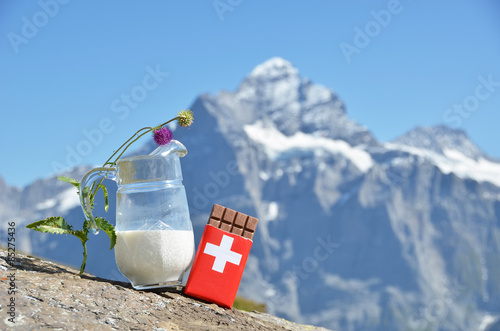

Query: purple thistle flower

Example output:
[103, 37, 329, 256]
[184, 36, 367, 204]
[153, 127, 173, 145]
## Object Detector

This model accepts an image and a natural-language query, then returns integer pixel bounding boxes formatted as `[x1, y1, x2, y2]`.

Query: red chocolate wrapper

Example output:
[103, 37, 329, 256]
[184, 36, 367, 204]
[184, 224, 252, 308]
[184, 204, 258, 308]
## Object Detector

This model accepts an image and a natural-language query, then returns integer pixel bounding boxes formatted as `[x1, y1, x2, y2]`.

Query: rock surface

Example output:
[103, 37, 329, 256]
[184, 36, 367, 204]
[0, 249, 330, 331]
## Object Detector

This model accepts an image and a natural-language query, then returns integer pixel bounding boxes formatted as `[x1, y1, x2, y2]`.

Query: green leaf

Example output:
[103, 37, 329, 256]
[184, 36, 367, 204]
[57, 176, 80, 189]
[26, 216, 74, 235]
[72, 228, 89, 245]
[27, 216, 91, 276]
[95, 217, 117, 250]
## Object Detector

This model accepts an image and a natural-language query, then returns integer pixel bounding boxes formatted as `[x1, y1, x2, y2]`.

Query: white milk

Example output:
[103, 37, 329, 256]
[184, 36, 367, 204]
[114, 229, 195, 287]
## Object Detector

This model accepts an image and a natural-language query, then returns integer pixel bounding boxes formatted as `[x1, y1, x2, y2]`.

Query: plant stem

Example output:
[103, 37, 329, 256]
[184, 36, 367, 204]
[112, 129, 152, 163]
[79, 240, 87, 276]
[158, 116, 179, 128]
[90, 127, 152, 198]
[102, 117, 178, 168]
[102, 127, 152, 167]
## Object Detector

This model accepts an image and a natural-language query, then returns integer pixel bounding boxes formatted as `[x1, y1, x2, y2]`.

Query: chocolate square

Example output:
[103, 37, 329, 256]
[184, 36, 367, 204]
[211, 204, 225, 220]
[207, 204, 259, 240]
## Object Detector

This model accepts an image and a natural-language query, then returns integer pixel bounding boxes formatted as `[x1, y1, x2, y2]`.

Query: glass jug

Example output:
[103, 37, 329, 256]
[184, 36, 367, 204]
[79, 140, 195, 290]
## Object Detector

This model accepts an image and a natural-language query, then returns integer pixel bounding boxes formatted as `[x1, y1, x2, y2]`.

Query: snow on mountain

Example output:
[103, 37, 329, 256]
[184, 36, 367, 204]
[2, 57, 500, 331]
[392, 125, 486, 160]
[237, 57, 302, 111]
[249, 57, 298, 78]
[244, 121, 373, 173]
[34, 187, 80, 214]
[386, 126, 500, 187]
[385, 142, 500, 187]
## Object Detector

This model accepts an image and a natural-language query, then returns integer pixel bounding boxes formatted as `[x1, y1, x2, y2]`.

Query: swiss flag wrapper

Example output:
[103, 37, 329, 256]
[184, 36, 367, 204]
[184, 224, 253, 308]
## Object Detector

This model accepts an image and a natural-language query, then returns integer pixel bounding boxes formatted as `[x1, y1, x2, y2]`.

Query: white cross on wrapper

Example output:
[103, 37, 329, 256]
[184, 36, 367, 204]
[203, 234, 242, 273]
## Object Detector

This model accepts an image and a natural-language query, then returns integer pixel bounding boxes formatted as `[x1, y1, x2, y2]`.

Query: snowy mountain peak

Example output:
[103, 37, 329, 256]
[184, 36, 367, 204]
[209, 57, 376, 146]
[236, 57, 302, 109]
[391, 125, 485, 160]
[248, 57, 298, 80]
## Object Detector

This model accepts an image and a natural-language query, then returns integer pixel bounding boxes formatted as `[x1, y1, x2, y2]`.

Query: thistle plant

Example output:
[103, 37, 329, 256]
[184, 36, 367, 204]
[26, 110, 194, 276]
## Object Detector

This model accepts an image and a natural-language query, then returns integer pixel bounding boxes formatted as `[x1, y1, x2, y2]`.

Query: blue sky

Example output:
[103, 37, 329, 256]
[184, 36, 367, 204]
[1, 0, 499, 187]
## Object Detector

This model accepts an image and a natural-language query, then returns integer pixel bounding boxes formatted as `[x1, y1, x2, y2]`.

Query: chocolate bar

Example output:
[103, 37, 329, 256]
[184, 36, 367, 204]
[207, 204, 258, 240]
[184, 204, 258, 308]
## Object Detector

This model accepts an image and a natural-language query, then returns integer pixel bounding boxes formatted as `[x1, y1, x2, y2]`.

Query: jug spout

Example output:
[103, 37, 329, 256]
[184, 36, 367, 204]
[150, 140, 187, 158]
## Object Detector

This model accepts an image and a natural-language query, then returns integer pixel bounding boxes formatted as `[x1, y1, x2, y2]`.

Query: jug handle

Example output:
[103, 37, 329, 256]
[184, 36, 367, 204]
[79, 167, 117, 235]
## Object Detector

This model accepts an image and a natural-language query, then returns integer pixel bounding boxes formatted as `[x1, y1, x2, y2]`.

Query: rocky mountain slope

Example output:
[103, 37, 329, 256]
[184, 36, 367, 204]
[0, 249, 330, 330]
[1, 57, 500, 330]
